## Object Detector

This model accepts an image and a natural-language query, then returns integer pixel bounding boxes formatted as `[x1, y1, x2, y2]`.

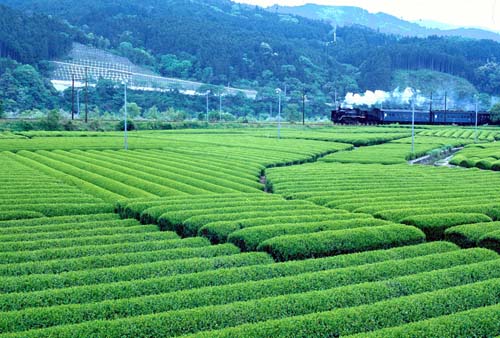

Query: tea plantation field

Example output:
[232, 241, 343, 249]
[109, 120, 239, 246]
[1, 126, 500, 337]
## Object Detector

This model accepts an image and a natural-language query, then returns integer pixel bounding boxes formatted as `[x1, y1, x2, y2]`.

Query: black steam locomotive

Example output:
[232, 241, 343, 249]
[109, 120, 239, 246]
[331, 107, 490, 125]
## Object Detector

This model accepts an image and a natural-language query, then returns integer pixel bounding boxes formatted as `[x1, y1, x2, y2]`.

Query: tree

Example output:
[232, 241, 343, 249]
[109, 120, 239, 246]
[359, 49, 392, 91]
[0, 99, 4, 118]
[158, 54, 192, 78]
[283, 103, 300, 122]
[490, 103, 500, 124]
[475, 62, 500, 95]
[42, 109, 62, 131]
[120, 102, 142, 119]
[145, 106, 160, 120]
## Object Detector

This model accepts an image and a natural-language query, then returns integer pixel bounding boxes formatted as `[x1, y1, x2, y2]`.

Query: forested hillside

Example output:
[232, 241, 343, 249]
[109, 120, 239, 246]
[0, 5, 79, 64]
[0, 0, 500, 116]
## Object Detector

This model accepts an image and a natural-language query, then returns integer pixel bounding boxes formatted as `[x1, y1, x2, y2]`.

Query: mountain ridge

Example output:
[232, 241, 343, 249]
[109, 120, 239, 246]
[271, 3, 500, 42]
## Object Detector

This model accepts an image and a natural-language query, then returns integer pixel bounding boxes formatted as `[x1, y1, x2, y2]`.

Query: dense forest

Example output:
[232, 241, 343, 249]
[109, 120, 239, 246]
[0, 0, 500, 118]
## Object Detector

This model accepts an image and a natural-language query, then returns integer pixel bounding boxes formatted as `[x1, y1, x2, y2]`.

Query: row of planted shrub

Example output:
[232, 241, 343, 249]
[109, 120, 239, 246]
[5, 252, 499, 337]
[0, 252, 272, 293]
[444, 221, 500, 251]
[0, 246, 494, 333]
[4, 137, 354, 201]
[0, 153, 113, 218]
[0, 237, 211, 265]
[0, 242, 457, 312]
[180, 277, 500, 338]
[0, 243, 241, 277]
[116, 194, 433, 258]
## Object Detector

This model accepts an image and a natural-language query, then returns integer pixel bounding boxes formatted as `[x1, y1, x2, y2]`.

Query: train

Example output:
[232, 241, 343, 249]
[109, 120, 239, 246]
[331, 107, 491, 125]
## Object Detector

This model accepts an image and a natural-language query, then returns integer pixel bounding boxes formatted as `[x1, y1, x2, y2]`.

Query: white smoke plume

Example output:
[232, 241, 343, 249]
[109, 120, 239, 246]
[344, 87, 427, 107]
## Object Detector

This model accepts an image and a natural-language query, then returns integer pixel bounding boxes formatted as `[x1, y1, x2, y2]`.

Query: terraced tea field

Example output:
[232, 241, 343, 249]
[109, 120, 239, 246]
[1, 126, 500, 337]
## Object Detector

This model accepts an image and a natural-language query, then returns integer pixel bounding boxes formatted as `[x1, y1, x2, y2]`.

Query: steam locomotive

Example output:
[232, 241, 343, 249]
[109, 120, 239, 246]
[331, 107, 491, 125]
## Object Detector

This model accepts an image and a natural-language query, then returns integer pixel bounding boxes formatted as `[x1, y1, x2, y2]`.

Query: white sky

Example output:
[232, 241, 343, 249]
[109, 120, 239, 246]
[235, 0, 500, 32]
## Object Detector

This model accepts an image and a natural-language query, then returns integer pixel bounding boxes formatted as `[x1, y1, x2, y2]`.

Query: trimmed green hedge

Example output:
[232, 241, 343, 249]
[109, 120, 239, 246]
[0, 252, 273, 293]
[445, 221, 500, 247]
[0, 219, 139, 236]
[0, 231, 180, 252]
[200, 213, 372, 245]
[0, 203, 114, 217]
[346, 303, 500, 338]
[0, 244, 240, 276]
[401, 213, 492, 241]
[0, 221, 146, 242]
[180, 277, 500, 338]
[177, 208, 328, 237]
[141, 198, 288, 226]
[374, 204, 500, 222]
[259, 224, 426, 261]
[227, 218, 390, 251]
[11, 269, 500, 337]
[0, 213, 118, 229]
[478, 230, 500, 253]
[0, 211, 44, 221]
[0, 237, 209, 264]
[1, 249, 497, 333]
[6, 152, 123, 202]
[0, 242, 458, 311]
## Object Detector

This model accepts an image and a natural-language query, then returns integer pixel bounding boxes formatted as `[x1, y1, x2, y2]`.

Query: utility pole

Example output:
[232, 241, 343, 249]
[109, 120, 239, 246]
[71, 73, 75, 120]
[302, 90, 306, 126]
[276, 88, 282, 139]
[444, 91, 447, 124]
[76, 89, 81, 118]
[206, 91, 209, 123]
[219, 90, 222, 122]
[475, 95, 479, 143]
[123, 81, 128, 151]
[84, 67, 89, 123]
[429, 92, 433, 124]
[411, 96, 415, 154]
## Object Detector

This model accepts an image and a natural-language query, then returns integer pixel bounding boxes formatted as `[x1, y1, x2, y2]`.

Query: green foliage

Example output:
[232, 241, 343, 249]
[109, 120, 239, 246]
[0, 249, 495, 334]
[118, 42, 155, 66]
[194, 277, 500, 338]
[0, 99, 4, 118]
[258, 224, 426, 261]
[115, 119, 136, 131]
[283, 103, 301, 122]
[0, 210, 44, 221]
[119, 102, 142, 119]
[401, 213, 493, 241]
[490, 103, 500, 123]
[0, 62, 59, 112]
[13, 255, 500, 337]
[0, 5, 74, 64]
[478, 230, 500, 253]
[0, 242, 456, 312]
[351, 303, 500, 338]
[445, 221, 500, 248]
[0, 243, 240, 277]
[0, 252, 272, 294]
[0, 237, 209, 266]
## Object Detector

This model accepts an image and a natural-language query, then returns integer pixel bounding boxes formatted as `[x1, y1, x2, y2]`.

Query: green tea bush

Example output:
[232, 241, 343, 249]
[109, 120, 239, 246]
[401, 213, 492, 240]
[445, 222, 500, 247]
[227, 219, 390, 251]
[15, 273, 500, 337]
[2, 250, 496, 333]
[0, 252, 272, 293]
[258, 224, 426, 261]
[478, 230, 500, 253]
[0, 242, 457, 311]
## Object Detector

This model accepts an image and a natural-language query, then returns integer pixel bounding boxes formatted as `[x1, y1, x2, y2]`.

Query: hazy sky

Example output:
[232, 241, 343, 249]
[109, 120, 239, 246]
[234, 0, 500, 32]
